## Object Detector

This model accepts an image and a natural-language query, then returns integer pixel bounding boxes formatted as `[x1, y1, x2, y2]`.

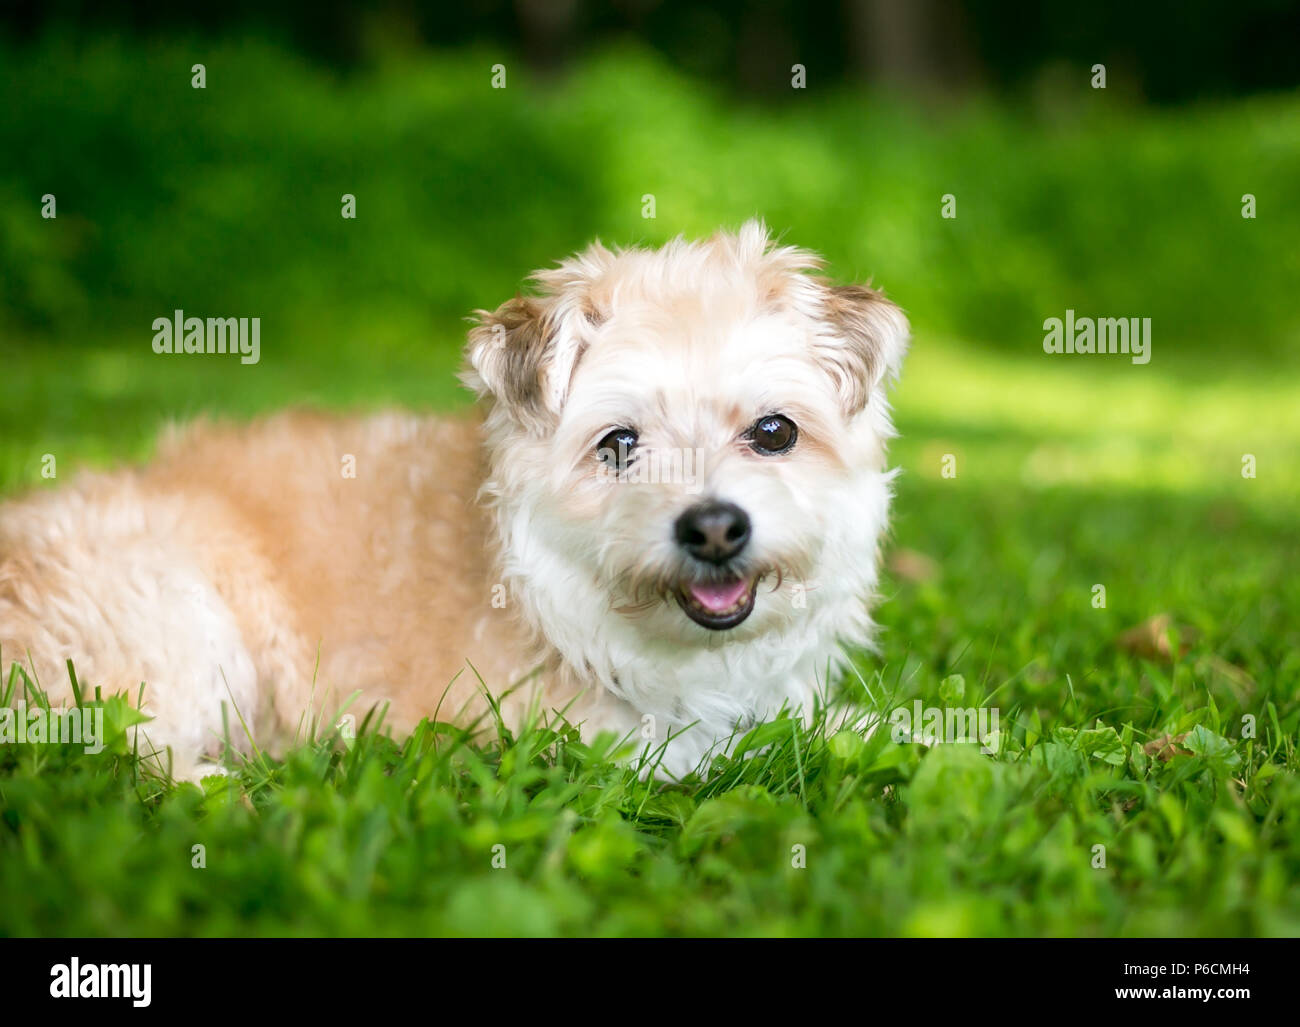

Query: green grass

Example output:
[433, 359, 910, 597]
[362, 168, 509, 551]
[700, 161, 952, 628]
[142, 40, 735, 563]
[1, 36, 1298, 937]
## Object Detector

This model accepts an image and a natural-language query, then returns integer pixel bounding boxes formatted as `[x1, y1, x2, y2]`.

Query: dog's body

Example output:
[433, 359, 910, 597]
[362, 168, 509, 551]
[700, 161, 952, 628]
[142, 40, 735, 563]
[0, 222, 908, 778]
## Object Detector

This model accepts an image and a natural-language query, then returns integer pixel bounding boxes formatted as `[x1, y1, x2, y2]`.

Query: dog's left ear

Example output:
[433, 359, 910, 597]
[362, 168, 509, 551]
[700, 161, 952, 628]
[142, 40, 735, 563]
[815, 283, 910, 417]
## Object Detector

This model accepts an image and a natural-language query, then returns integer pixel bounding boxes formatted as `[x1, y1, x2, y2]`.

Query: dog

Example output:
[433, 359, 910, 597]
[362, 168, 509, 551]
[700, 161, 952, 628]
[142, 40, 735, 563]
[0, 220, 909, 780]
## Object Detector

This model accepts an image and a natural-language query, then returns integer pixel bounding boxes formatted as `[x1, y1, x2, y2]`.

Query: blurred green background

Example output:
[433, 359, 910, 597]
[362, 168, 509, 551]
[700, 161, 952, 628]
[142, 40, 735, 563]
[1, 2, 1299, 937]
[3, 4, 1299, 491]
[4, 28, 1299, 477]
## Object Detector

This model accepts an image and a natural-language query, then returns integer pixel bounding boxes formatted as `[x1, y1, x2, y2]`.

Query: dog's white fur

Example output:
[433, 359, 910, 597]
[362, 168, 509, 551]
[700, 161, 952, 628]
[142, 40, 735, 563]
[0, 221, 907, 779]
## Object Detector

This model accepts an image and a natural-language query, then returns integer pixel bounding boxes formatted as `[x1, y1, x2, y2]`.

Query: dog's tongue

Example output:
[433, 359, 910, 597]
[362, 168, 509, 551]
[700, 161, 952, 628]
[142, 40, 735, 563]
[688, 578, 749, 613]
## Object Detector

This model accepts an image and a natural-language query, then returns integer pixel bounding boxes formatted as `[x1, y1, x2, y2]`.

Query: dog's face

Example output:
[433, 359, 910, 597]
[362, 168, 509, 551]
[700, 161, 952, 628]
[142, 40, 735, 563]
[465, 221, 907, 645]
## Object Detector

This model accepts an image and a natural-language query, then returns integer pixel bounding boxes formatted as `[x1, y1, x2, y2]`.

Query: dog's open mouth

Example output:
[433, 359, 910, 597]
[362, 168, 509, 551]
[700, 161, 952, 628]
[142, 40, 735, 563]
[674, 575, 757, 630]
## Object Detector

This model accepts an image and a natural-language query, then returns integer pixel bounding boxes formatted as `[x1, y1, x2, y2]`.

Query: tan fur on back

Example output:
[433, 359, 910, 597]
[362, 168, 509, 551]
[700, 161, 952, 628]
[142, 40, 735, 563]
[0, 410, 539, 769]
[150, 410, 538, 722]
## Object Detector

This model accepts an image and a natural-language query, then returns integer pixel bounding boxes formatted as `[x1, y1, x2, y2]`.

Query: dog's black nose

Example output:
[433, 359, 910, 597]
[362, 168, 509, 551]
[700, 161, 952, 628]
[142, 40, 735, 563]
[675, 501, 751, 564]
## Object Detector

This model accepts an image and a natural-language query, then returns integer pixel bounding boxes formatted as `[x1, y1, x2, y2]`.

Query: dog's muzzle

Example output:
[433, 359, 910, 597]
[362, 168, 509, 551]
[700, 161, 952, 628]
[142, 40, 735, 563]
[673, 501, 757, 629]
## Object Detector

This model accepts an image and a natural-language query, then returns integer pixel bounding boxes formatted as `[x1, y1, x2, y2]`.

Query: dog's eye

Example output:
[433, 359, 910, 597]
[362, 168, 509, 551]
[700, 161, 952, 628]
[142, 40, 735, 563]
[596, 427, 638, 470]
[748, 414, 797, 455]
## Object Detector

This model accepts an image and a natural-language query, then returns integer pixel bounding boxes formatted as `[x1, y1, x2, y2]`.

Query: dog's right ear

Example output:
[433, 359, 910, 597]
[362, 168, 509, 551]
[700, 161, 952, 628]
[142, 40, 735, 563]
[463, 296, 564, 432]
[464, 244, 613, 432]
[464, 295, 597, 434]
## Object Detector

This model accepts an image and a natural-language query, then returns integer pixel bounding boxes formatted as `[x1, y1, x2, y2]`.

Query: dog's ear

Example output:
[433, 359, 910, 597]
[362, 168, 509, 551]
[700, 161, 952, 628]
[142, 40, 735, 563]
[464, 296, 558, 430]
[464, 295, 596, 434]
[464, 244, 613, 432]
[815, 283, 910, 417]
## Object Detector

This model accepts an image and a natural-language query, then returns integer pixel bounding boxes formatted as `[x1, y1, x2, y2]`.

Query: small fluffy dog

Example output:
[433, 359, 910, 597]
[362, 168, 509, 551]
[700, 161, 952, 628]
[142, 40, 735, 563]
[0, 221, 908, 779]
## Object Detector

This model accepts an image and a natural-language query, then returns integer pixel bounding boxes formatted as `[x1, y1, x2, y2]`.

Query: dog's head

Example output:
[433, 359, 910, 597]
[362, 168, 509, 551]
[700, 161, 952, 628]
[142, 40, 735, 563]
[464, 220, 907, 643]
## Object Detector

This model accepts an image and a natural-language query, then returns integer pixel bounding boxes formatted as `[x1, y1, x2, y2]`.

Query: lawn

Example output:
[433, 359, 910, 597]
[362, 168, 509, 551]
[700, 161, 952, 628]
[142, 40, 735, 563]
[1, 37, 1297, 937]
